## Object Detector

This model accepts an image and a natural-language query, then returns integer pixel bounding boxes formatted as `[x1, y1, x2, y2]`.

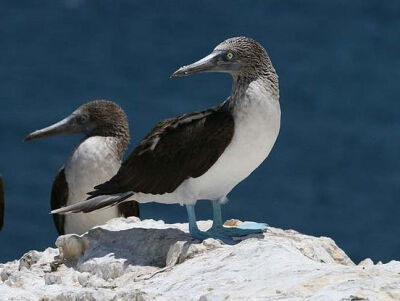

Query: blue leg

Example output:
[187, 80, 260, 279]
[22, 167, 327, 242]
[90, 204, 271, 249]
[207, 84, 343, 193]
[208, 202, 267, 237]
[186, 205, 235, 244]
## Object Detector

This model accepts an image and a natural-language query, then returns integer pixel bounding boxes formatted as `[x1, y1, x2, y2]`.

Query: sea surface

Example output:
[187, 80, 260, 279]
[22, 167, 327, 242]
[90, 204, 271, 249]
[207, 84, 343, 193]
[0, 0, 399, 263]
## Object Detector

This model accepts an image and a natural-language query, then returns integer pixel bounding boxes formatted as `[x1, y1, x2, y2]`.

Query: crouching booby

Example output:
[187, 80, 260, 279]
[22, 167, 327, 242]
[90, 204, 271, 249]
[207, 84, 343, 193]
[25, 100, 139, 235]
[52, 37, 280, 243]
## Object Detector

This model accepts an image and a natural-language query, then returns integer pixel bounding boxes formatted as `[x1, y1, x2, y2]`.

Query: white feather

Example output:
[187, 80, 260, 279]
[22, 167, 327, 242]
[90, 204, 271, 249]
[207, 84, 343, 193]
[63, 136, 121, 234]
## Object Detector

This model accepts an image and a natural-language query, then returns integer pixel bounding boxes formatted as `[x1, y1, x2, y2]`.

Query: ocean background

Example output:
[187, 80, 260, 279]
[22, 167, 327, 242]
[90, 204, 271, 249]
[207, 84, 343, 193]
[0, 0, 399, 263]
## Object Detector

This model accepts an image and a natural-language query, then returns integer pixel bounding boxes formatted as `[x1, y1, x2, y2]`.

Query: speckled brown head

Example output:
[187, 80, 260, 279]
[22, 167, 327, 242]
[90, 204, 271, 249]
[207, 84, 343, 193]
[24, 100, 130, 145]
[77, 100, 129, 139]
[171, 36, 277, 83]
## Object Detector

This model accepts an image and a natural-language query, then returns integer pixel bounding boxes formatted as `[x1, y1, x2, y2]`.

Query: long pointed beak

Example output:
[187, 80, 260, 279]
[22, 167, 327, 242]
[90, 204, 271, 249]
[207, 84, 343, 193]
[171, 51, 223, 78]
[24, 116, 78, 142]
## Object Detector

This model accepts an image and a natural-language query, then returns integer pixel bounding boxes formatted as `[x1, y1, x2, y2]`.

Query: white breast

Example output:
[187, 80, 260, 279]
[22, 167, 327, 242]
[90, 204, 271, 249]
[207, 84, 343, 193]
[181, 83, 281, 204]
[64, 136, 121, 234]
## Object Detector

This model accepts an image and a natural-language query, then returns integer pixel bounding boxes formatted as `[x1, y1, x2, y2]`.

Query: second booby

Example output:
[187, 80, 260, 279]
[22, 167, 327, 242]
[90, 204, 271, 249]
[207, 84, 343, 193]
[25, 100, 139, 235]
[52, 37, 280, 243]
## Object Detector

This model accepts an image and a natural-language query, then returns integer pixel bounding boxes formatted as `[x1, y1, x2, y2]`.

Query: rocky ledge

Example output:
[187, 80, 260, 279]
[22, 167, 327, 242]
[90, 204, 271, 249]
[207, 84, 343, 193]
[0, 217, 399, 300]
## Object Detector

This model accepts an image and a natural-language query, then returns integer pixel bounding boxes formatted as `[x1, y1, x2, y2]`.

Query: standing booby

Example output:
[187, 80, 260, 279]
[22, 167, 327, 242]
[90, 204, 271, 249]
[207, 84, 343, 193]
[52, 37, 280, 243]
[25, 100, 139, 235]
[0, 174, 4, 231]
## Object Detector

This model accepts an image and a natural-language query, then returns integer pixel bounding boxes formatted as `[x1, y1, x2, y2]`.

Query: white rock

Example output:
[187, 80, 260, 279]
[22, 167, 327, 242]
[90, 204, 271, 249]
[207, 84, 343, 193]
[19, 251, 41, 270]
[0, 218, 399, 300]
[44, 273, 61, 285]
[358, 258, 374, 266]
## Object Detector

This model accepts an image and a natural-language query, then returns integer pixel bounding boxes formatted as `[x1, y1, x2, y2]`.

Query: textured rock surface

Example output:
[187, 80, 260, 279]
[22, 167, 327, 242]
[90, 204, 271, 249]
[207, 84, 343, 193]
[1, 217, 400, 300]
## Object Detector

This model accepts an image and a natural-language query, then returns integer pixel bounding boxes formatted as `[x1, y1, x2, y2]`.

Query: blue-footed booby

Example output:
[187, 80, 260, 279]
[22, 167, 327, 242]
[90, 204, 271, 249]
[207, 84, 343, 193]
[52, 37, 280, 243]
[0, 174, 4, 231]
[25, 100, 139, 235]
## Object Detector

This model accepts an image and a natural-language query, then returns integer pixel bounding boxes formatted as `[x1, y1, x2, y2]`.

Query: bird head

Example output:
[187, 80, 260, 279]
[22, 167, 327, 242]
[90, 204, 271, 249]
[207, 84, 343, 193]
[171, 36, 273, 79]
[24, 100, 129, 142]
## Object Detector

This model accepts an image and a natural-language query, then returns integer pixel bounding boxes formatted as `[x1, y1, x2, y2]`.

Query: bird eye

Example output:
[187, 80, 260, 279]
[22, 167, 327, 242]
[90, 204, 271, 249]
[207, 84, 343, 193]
[226, 52, 234, 60]
[76, 115, 89, 125]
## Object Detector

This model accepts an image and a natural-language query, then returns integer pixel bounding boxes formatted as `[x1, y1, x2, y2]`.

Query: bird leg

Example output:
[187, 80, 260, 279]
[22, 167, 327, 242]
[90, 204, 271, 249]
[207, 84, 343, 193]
[185, 205, 234, 244]
[208, 201, 267, 237]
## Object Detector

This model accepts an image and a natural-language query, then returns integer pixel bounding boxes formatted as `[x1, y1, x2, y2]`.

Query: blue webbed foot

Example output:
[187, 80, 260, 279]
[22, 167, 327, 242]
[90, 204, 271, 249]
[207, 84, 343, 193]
[190, 227, 236, 245]
[209, 222, 267, 237]
[186, 204, 236, 244]
[238, 222, 267, 231]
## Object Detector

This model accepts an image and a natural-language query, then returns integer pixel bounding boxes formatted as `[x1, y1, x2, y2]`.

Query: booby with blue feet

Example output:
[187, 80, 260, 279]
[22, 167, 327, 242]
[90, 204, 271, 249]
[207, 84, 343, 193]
[25, 100, 139, 235]
[51, 37, 280, 243]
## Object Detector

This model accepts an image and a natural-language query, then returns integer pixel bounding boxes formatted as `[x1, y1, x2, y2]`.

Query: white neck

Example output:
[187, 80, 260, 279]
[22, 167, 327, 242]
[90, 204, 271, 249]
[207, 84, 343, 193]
[226, 76, 279, 115]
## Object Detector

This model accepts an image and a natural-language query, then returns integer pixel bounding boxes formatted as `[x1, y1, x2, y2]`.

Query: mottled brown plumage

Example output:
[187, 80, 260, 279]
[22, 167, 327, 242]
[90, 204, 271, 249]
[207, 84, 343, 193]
[78, 100, 130, 157]
[215, 37, 279, 98]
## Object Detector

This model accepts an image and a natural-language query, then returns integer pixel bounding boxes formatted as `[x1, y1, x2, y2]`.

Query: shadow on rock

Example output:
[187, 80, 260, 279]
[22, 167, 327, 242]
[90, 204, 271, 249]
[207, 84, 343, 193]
[55, 223, 264, 270]
[56, 226, 190, 268]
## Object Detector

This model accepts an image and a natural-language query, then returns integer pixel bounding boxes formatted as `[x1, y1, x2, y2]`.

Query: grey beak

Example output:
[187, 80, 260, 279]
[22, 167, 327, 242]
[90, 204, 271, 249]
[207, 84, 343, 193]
[171, 51, 223, 77]
[24, 115, 78, 142]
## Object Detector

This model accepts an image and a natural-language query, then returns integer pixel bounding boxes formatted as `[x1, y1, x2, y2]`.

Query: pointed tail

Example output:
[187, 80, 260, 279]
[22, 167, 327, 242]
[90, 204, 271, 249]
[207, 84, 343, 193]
[51, 192, 134, 215]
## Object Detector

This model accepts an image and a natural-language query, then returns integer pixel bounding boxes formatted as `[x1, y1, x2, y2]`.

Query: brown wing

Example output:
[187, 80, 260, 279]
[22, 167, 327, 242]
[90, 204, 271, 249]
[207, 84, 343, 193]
[0, 174, 4, 231]
[89, 105, 234, 197]
[50, 168, 68, 235]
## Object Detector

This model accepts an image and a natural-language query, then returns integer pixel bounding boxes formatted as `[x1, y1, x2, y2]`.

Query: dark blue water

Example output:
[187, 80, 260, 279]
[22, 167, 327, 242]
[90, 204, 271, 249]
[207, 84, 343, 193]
[0, 0, 399, 263]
